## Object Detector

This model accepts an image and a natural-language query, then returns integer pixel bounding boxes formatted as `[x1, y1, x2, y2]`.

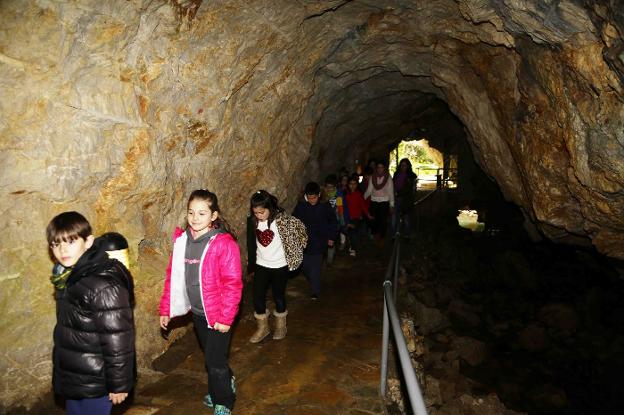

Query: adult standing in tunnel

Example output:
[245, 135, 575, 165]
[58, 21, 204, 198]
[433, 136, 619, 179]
[248, 190, 307, 343]
[364, 161, 394, 247]
[392, 158, 417, 238]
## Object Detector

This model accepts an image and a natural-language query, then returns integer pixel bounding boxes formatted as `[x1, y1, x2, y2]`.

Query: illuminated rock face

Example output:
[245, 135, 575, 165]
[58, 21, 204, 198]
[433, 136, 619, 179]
[0, 0, 622, 408]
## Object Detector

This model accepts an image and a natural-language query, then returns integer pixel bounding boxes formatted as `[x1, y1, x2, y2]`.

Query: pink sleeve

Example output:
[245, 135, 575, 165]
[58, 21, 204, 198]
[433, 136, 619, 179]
[158, 228, 185, 316]
[216, 238, 243, 325]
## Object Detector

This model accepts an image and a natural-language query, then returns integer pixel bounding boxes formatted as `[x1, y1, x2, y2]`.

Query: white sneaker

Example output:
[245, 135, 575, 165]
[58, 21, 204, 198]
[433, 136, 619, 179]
[339, 234, 346, 250]
[349, 249, 356, 257]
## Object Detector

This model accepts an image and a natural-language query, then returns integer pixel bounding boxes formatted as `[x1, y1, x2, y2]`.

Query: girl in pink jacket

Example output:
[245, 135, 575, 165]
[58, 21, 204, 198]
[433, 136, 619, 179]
[159, 190, 242, 415]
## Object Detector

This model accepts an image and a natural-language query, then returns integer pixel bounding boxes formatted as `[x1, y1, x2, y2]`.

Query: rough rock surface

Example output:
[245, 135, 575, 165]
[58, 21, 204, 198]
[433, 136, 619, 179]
[0, 0, 623, 408]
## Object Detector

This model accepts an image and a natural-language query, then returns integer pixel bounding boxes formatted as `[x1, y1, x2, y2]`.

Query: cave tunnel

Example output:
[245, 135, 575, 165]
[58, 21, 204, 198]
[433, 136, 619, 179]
[2, 0, 624, 414]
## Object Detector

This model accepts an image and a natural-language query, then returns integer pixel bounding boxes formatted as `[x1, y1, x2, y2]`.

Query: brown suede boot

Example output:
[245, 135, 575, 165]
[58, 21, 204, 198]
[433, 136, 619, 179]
[272, 310, 288, 340]
[249, 311, 270, 343]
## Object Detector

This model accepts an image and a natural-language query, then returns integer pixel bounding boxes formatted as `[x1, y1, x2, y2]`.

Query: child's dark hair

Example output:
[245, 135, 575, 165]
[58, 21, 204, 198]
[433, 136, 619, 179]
[324, 174, 338, 186]
[250, 190, 284, 229]
[346, 174, 360, 193]
[348, 174, 360, 184]
[46, 211, 92, 245]
[187, 189, 236, 239]
[304, 182, 321, 195]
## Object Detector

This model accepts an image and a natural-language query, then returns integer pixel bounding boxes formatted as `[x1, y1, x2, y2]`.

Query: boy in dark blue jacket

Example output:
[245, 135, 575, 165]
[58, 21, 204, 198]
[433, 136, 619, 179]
[293, 182, 338, 299]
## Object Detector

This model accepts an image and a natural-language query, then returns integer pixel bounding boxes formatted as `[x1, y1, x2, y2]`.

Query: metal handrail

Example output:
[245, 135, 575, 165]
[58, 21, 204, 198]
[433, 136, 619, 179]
[415, 189, 437, 205]
[380, 235, 428, 415]
[414, 189, 438, 234]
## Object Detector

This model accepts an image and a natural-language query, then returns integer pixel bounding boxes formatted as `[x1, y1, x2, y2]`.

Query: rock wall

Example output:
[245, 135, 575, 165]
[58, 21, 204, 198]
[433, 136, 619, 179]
[0, 0, 622, 409]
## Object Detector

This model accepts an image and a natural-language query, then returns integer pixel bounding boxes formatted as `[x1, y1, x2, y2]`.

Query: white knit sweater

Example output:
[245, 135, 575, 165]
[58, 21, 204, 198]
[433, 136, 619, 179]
[364, 175, 395, 207]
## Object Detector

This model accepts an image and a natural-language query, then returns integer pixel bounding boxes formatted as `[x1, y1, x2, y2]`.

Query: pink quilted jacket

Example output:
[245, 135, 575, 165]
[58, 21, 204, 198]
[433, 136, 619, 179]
[159, 227, 242, 326]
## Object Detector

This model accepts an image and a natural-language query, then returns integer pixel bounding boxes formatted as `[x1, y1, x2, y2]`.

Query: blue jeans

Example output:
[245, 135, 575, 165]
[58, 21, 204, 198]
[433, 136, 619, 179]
[66, 396, 112, 415]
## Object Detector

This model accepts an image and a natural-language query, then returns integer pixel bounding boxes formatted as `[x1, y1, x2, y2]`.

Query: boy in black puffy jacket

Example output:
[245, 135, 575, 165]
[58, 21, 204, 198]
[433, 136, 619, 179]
[46, 211, 135, 415]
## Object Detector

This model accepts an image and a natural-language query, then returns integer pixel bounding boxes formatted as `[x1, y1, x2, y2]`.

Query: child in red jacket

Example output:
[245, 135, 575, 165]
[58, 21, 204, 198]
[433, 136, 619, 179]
[159, 190, 242, 415]
[344, 175, 373, 257]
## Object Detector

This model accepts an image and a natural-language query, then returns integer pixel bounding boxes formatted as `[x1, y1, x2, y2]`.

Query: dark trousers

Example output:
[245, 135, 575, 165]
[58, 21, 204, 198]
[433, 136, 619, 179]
[327, 244, 336, 265]
[66, 396, 112, 415]
[253, 264, 289, 314]
[302, 253, 323, 296]
[392, 197, 412, 236]
[347, 218, 365, 251]
[192, 314, 235, 409]
[370, 201, 390, 237]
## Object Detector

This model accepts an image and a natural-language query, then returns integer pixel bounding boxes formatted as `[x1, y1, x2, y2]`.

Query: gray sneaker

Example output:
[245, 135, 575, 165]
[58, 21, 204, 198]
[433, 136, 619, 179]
[202, 394, 213, 408]
[203, 376, 236, 408]
[214, 405, 231, 415]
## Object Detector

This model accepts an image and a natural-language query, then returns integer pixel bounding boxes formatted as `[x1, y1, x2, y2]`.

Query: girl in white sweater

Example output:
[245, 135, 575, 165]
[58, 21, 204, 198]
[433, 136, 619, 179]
[364, 161, 394, 246]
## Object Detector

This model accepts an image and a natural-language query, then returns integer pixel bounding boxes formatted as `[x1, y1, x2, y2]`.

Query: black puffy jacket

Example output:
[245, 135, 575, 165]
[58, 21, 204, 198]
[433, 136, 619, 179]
[53, 242, 135, 399]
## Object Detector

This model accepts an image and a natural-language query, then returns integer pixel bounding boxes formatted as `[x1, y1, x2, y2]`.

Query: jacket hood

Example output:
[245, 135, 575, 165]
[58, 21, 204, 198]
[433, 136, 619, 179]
[67, 237, 132, 290]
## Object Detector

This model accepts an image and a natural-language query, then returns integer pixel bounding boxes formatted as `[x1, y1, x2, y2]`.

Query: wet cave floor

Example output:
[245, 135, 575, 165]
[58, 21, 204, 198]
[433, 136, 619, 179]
[138, 242, 390, 415]
[20, 238, 393, 415]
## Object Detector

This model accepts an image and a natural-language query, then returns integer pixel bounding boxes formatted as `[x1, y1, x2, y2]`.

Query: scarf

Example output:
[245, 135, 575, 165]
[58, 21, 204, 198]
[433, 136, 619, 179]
[50, 263, 72, 290]
[372, 172, 390, 190]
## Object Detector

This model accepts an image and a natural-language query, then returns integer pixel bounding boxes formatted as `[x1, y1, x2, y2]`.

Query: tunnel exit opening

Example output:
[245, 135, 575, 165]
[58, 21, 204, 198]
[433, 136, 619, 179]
[388, 138, 458, 191]
[388, 135, 490, 234]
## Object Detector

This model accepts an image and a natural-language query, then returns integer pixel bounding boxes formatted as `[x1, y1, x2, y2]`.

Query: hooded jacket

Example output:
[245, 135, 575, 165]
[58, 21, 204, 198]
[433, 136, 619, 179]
[159, 227, 242, 327]
[53, 240, 135, 399]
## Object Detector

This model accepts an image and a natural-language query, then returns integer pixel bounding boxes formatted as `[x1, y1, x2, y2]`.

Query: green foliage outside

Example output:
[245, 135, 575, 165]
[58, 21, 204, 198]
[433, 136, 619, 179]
[389, 139, 439, 176]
